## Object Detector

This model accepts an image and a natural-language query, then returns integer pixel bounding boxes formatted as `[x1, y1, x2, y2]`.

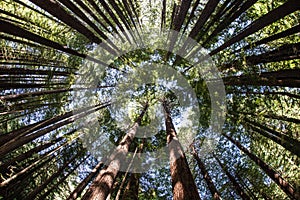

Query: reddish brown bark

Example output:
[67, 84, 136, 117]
[163, 102, 201, 200]
[82, 104, 148, 200]
[67, 161, 104, 200]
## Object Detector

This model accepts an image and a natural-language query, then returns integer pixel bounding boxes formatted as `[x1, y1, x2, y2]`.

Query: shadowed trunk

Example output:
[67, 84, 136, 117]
[223, 133, 300, 200]
[210, 0, 300, 55]
[192, 147, 221, 200]
[223, 69, 300, 88]
[214, 155, 250, 200]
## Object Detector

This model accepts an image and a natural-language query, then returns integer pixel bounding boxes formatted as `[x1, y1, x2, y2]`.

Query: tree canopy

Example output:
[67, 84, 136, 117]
[0, 0, 299, 199]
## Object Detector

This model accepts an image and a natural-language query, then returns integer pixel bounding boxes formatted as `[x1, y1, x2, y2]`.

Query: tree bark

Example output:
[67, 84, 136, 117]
[37, 156, 87, 200]
[189, 0, 219, 40]
[244, 118, 300, 157]
[203, 0, 256, 46]
[67, 161, 104, 200]
[163, 102, 201, 200]
[81, 104, 148, 200]
[237, 25, 300, 52]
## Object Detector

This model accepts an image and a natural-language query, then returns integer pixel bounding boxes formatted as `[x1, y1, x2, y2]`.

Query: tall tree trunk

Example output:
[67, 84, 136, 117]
[121, 139, 147, 200]
[37, 156, 87, 200]
[223, 69, 300, 88]
[82, 104, 148, 200]
[67, 161, 104, 200]
[236, 24, 300, 53]
[226, 89, 300, 100]
[189, 0, 219, 40]
[202, 0, 256, 46]
[0, 103, 110, 157]
[210, 0, 300, 55]
[23, 151, 84, 200]
[223, 43, 300, 71]
[223, 133, 300, 199]
[121, 173, 139, 200]
[0, 128, 78, 174]
[191, 147, 220, 200]
[163, 102, 201, 200]
[244, 118, 300, 157]
[115, 147, 138, 200]
[214, 155, 250, 200]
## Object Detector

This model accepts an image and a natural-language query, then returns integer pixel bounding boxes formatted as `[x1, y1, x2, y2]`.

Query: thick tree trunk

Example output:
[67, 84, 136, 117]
[82, 104, 148, 200]
[214, 156, 250, 200]
[163, 102, 201, 200]
[192, 147, 220, 200]
[223, 133, 300, 199]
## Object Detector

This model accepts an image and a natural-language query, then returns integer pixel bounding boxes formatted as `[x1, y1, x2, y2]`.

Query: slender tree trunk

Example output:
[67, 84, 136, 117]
[210, 0, 300, 55]
[236, 25, 300, 52]
[226, 90, 300, 100]
[23, 151, 84, 200]
[163, 102, 201, 200]
[214, 155, 250, 200]
[191, 147, 220, 200]
[115, 147, 138, 200]
[121, 173, 139, 200]
[82, 104, 148, 200]
[121, 139, 146, 200]
[223, 133, 300, 199]
[224, 69, 300, 88]
[236, 110, 300, 124]
[161, 0, 167, 31]
[223, 43, 300, 71]
[244, 119, 300, 157]
[67, 161, 104, 200]
[189, 0, 219, 39]
[203, 0, 254, 43]
[0, 128, 78, 174]
[0, 103, 110, 157]
[37, 156, 87, 200]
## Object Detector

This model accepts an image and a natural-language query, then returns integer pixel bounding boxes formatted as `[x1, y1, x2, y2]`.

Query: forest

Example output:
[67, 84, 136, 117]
[0, 0, 299, 199]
